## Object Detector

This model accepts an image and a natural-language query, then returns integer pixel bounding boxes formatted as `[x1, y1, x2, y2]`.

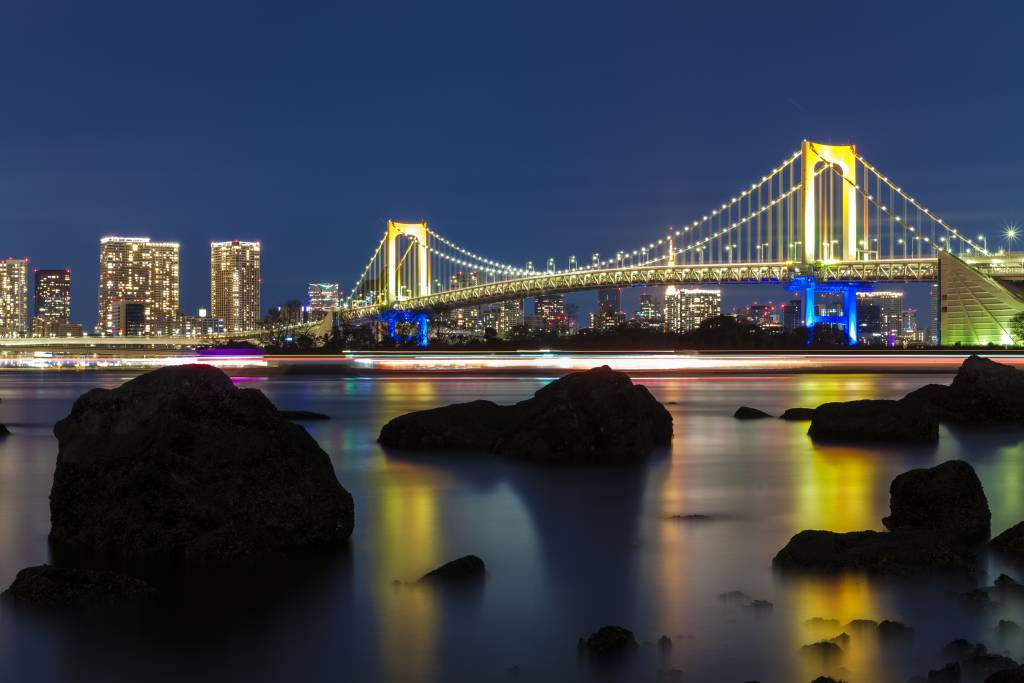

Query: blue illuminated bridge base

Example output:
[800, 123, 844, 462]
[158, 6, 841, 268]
[381, 311, 429, 348]
[786, 276, 871, 346]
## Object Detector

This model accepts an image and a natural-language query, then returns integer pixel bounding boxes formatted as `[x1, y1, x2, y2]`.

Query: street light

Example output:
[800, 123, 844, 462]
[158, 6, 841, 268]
[1005, 224, 1019, 252]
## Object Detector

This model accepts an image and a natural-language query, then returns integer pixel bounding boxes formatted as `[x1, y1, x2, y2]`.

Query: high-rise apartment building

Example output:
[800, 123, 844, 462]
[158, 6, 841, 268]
[591, 288, 626, 331]
[308, 282, 340, 318]
[0, 258, 30, 337]
[210, 240, 261, 333]
[526, 294, 572, 334]
[664, 287, 721, 333]
[97, 237, 180, 336]
[481, 299, 525, 338]
[635, 293, 663, 329]
[33, 269, 74, 336]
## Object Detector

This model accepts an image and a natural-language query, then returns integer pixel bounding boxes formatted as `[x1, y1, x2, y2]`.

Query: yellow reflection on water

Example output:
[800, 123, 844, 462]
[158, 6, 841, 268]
[796, 447, 880, 533]
[372, 460, 446, 682]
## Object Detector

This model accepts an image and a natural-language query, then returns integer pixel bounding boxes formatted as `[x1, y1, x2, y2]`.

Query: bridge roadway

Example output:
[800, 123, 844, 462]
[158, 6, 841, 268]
[340, 257, 940, 321]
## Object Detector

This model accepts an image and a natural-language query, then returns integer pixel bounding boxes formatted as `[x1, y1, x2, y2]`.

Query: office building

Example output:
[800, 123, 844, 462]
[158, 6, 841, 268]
[590, 288, 625, 331]
[856, 291, 903, 345]
[481, 299, 524, 338]
[97, 237, 180, 336]
[782, 299, 803, 331]
[0, 258, 29, 337]
[308, 282, 340, 318]
[664, 287, 721, 333]
[115, 301, 147, 336]
[635, 293, 663, 329]
[526, 293, 572, 334]
[210, 240, 261, 333]
[33, 269, 73, 336]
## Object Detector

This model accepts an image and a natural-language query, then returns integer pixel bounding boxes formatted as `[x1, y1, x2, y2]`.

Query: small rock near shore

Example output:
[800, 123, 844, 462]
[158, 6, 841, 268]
[808, 399, 938, 442]
[734, 406, 772, 419]
[779, 407, 815, 421]
[580, 625, 638, 657]
[2, 564, 159, 610]
[418, 555, 485, 583]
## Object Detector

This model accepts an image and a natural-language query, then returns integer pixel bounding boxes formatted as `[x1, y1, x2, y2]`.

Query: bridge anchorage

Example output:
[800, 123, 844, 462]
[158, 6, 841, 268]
[327, 140, 1018, 347]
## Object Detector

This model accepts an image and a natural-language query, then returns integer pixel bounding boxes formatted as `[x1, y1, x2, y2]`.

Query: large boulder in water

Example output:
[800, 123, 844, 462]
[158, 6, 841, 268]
[903, 355, 1024, 425]
[808, 399, 938, 442]
[991, 522, 1024, 559]
[773, 460, 988, 574]
[50, 365, 354, 567]
[882, 460, 990, 544]
[378, 366, 672, 464]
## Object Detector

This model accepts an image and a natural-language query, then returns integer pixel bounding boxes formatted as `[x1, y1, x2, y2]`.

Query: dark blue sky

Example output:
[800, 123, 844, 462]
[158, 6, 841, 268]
[2, 1, 1022, 326]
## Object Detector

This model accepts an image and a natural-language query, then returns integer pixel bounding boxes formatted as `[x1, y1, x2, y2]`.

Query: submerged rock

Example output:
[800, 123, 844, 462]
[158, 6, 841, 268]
[2, 564, 159, 610]
[964, 654, 1019, 679]
[279, 410, 331, 421]
[986, 667, 1024, 682]
[926, 662, 961, 683]
[378, 366, 672, 464]
[580, 625, 638, 657]
[774, 460, 987, 574]
[734, 406, 772, 419]
[798, 640, 843, 664]
[49, 365, 354, 568]
[779, 407, 815, 421]
[992, 522, 1024, 559]
[0, 423, 9, 436]
[877, 619, 913, 641]
[808, 399, 938, 442]
[418, 555, 485, 583]
[883, 460, 991, 544]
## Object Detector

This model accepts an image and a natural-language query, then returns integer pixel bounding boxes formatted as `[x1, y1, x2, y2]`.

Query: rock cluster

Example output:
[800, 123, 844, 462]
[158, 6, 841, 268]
[2, 564, 159, 610]
[773, 460, 989, 574]
[379, 366, 672, 464]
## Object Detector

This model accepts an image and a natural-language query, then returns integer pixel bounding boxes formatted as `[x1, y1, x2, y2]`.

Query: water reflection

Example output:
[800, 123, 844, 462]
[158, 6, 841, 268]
[1, 370, 1022, 682]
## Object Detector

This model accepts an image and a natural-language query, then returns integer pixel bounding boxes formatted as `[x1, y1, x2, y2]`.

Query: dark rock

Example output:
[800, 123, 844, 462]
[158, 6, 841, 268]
[719, 590, 751, 603]
[2, 564, 159, 610]
[805, 617, 841, 629]
[746, 599, 773, 612]
[657, 635, 672, 652]
[278, 410, 331, 421]
[992, 523, 1024, 558]
[845, 619, 879, 633]
[904, 356, 1024, 426]
[378, 366, 672, 464]
[734, 406, 772, 419]
[0, 423, 9, 436]
[808, 399, 938, 442]
[418, 555, 485, 583]
[998, 619, 1021, 636]
[995, 573, 1022, 588]
[775, 460, 988, 574]
[903, 384, 958, 421]
[985, 667, 1024, 682]
[882, 460, 990, 544]
[942, 639, 987, 660]
[927, 661, 961, 682]
[829, 632, 851, 647]
[964, 654, 1019, 679]
[960, 588, 997, 609]
[667, 513, 713, 521]
[49, 365, 354, 569]
[779, 407, 815, 421]
[877, 619, 913, 640]
[773, 528, 977, 574]
[580, 625, 638, 657]
[811, 678, 847, 683]
[798, 640, 843, 664]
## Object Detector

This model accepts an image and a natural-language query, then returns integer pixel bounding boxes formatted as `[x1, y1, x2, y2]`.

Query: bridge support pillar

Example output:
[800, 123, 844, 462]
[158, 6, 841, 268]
[381, 311, 429, 348]
[786, 276, 871, 345]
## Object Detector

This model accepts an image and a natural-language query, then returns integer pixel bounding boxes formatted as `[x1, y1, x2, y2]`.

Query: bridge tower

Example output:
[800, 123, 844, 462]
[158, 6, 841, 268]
[386, 221, 431, 304]
[801, 141, 857, 264]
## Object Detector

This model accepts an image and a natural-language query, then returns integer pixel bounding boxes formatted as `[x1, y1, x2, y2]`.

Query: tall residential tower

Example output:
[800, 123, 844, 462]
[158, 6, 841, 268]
[97, 237, 180, 335]
[210, 240, 261, 333]
[0, 258, 29, 337]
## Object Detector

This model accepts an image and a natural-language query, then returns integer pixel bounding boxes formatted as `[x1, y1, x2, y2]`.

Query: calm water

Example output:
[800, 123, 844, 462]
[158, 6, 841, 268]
[2, 371, 1024, 682]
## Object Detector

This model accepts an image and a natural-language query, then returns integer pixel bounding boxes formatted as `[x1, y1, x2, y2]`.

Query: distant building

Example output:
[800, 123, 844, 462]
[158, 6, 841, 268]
[179, 308, 226, 337]
[734, 302, 783, 329]
[781, 298, 803, 331]
[635, 293, 663, 329]
[526, 294, 573, 335]
[115, 301, 147, 336]
[928, 283, 939, 345]
[481, 299, 524, 338]
[33, 268, 75, 337]
[97, 237, 180, 336]
[591, 288, 625, 331]
[856, 291, 903, 346]
[664, 287, 721, 333]
[210, 240, 261, 333]
[433, 271, 485, 340]
[307, 282, 340, 319]
[0, 258, 30, 337]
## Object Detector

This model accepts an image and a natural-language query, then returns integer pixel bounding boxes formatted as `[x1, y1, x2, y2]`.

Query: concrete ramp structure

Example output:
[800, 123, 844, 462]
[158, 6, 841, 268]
[939, 251, 1024, 345]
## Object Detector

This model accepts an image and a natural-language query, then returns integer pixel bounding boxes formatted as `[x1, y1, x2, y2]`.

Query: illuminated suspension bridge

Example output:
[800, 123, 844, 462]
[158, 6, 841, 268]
[333, 141, 992, 345]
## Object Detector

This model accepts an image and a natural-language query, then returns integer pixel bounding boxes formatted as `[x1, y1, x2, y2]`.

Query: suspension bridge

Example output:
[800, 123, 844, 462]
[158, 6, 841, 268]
[332, 140, 1008, 345]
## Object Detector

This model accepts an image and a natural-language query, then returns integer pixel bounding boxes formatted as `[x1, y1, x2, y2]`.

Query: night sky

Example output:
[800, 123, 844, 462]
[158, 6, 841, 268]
[2, 1, 1022, 327]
